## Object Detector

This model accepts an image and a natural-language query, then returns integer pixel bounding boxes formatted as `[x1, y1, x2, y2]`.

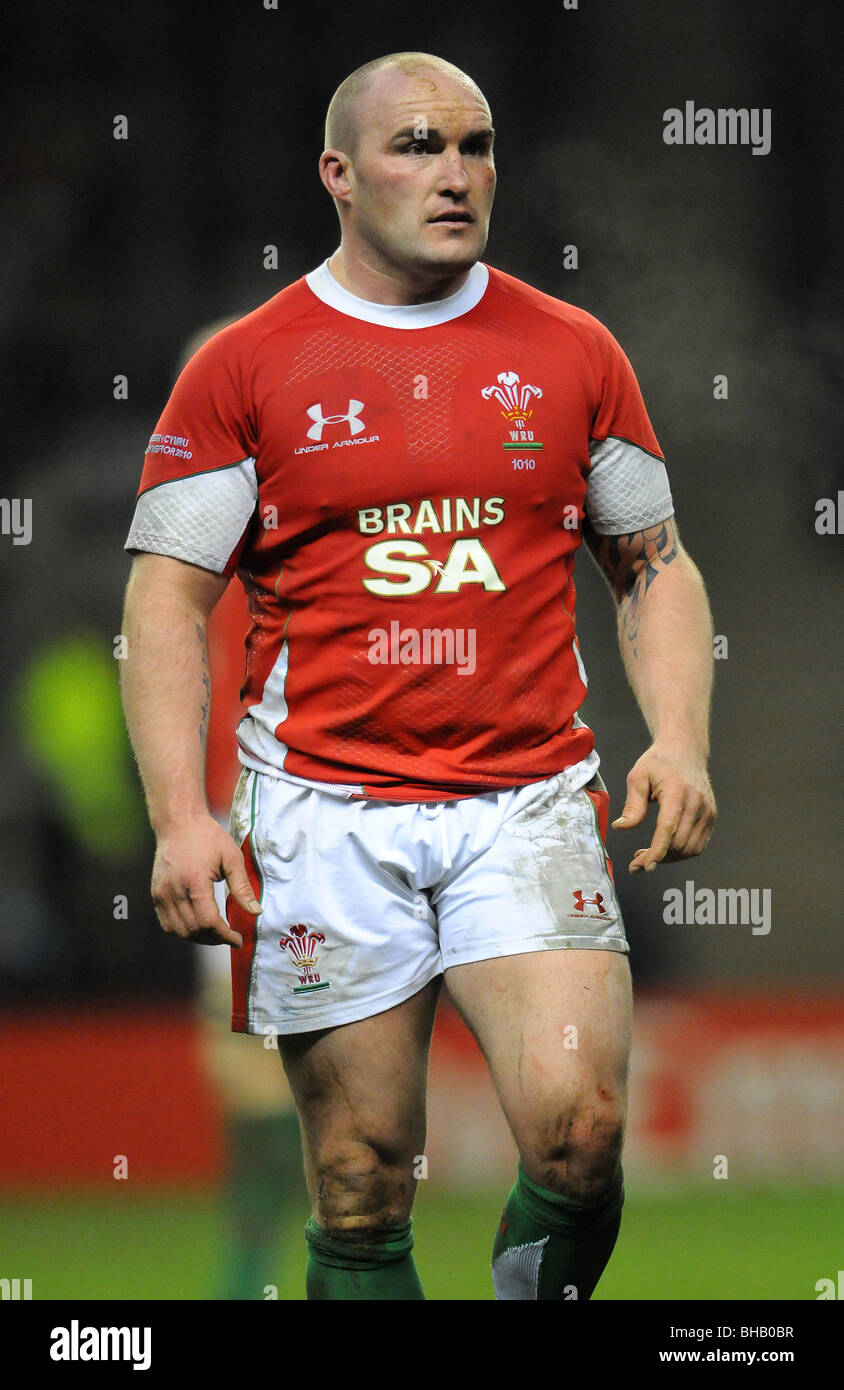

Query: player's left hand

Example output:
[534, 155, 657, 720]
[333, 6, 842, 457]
[612, 739, 716, 873]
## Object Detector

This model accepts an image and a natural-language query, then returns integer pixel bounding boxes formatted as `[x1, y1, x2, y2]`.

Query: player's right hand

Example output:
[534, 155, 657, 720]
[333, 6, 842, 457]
[150, 813, 262, 947]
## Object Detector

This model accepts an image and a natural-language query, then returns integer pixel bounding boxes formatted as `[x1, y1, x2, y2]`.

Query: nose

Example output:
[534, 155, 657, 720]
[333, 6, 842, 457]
[437, 149, 470, 194]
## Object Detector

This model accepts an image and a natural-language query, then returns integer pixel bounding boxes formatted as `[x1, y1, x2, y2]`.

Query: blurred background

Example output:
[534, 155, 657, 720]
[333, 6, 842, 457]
[1, 0, 841, 1300]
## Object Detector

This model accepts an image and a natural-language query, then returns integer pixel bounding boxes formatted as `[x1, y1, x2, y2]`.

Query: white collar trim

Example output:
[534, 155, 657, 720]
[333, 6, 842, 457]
[305, 259, 489, 329]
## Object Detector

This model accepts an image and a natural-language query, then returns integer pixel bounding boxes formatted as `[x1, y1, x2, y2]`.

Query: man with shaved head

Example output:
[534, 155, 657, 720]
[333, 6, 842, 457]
[122, 52, 716, 1300]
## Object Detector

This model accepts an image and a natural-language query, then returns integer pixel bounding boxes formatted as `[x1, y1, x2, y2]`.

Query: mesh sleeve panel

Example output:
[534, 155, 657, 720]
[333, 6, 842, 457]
[585, 436, 674, 535]
[125, 459, 258, 573]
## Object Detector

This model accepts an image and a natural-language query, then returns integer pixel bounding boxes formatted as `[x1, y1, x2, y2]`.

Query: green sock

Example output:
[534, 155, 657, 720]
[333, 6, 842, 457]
[305, 1218, 425, 1300]
[491, 1163, 624, 1300]
[220, 1111, 305, 1300]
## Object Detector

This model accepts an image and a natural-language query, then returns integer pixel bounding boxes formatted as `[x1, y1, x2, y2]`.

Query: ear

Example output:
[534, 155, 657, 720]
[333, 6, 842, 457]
[319, 149, 353, 205]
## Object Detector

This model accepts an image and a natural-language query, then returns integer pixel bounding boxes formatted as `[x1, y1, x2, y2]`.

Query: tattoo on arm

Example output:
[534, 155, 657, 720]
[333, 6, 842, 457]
[585, 517, 679, 658]
[197, 621, 211, 747]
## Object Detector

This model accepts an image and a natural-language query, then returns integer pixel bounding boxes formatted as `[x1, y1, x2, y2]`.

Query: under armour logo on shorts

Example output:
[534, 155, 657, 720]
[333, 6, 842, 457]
[572, 890, 606, 915]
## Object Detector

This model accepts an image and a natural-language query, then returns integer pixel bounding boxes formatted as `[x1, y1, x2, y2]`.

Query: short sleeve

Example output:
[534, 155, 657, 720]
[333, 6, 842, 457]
[125, 329, 259, 575]
[585, 328, 674, 535]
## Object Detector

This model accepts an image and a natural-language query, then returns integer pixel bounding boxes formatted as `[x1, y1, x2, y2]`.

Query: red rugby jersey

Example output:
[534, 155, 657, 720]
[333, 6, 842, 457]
[126, 261, 673, 801]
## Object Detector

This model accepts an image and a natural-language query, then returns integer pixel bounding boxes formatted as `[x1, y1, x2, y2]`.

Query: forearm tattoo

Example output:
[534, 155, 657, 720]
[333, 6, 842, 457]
[197, 621, 211, 747]
[590, 518, 679, 658]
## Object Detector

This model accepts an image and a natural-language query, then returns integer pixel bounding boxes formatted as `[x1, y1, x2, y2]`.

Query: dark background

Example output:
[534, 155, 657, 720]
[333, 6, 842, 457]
[1, 0, 841, 1002]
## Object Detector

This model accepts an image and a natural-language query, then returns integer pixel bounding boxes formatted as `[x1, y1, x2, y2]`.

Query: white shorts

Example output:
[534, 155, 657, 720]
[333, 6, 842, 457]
[227, 767, 627, 1036]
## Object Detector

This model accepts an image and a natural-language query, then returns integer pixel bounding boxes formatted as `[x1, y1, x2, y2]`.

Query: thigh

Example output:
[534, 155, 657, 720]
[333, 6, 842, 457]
[279, 977, 441, 1221]
[445, 948, 632, 1145]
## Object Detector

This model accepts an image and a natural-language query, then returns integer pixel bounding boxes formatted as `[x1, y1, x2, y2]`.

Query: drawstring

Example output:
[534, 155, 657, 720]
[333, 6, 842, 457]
[420, 802, 452, 871]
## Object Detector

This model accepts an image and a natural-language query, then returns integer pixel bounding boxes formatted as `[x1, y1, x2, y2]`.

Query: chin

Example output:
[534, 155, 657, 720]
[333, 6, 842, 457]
[415, 236, 486, 275]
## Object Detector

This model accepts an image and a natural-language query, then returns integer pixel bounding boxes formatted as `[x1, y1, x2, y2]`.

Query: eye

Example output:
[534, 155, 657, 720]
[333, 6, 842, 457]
[402, 140, 428, 155]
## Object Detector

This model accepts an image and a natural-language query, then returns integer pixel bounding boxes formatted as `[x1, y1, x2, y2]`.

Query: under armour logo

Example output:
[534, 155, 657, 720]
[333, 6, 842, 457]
[573, 890, 606, 914]
[305, 399, 366, 441]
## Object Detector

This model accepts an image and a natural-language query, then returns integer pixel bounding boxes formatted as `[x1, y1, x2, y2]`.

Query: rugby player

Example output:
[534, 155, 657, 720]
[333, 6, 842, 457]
[120, 51, 716, 1300]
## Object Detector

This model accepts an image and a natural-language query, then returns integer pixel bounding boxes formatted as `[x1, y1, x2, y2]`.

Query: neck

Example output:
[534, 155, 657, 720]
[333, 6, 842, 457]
[327, 244, 473, 305]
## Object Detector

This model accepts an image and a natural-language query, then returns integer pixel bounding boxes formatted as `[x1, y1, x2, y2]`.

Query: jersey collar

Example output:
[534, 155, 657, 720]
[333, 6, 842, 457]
[305, 259, 489, 329]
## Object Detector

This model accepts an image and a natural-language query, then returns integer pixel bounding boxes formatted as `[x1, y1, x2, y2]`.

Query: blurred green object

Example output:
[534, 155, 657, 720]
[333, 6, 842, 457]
[14, 631, 147, 858]
[1, 1184, 840, 1300]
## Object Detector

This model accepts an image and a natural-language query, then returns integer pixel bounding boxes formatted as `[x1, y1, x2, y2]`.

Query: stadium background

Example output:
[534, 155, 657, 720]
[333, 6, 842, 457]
[1, 0, 841, 1301]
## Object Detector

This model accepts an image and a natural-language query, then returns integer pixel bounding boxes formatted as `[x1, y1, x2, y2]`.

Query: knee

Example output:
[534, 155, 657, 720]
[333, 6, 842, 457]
[311, 1139, 414, 1234]
[523, 1094, 626, 1205]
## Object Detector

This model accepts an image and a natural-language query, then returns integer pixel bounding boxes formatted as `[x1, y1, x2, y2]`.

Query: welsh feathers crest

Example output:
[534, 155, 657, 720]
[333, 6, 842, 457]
[279, 923, 331, 993]
[279, 922, 325, 968]
[481, 371, 543, 423]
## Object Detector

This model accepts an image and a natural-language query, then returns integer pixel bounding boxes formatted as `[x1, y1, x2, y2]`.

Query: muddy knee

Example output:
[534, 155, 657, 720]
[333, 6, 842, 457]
[310, 1139, 417, 1233]
[521, 1101, 626, 1205]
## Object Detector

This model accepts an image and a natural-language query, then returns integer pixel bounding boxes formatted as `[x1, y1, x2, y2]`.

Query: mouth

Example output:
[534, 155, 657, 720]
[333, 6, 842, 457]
[427, 210, 474, 226]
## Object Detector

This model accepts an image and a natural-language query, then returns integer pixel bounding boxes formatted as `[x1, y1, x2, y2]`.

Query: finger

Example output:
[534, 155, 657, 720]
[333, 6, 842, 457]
[667, 795, 706, 857]
[151, 880, 194, 939]
[193, 918, 244, 949]
[678, 804, 717, 859]
[612, 771, 651, 830]
[640, 795, 685, 870]
[222, 850, 262, 916]
[185, 921, 244, 948]
[184, 886, 244, 948]
[183, 926, 243, 947]
[154, 880, 226, 943]
[169, 888, 244, 948]
[171, 890, 215, 939]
